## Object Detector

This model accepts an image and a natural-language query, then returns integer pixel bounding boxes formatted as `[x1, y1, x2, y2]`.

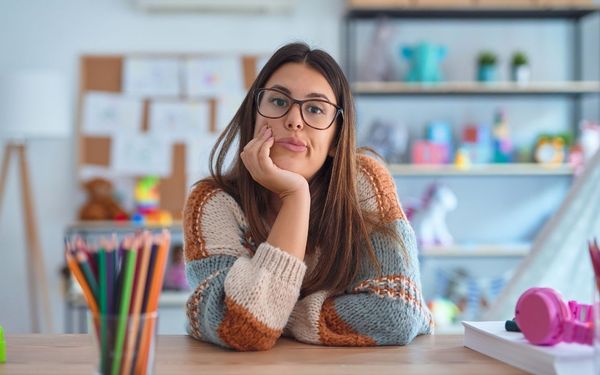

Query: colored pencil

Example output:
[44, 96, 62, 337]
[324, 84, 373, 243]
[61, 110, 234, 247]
[136, 231, 170, 374]
[111, 244, 138, 375]
[121, 233, 153, 375]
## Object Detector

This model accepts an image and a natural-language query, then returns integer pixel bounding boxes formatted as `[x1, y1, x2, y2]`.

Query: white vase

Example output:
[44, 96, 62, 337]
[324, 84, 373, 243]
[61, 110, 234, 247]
[512, 65, 530, 84]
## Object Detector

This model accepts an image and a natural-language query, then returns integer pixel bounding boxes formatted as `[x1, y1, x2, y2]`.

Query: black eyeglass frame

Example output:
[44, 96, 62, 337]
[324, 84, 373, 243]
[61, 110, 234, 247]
[254, 87, 344, 130]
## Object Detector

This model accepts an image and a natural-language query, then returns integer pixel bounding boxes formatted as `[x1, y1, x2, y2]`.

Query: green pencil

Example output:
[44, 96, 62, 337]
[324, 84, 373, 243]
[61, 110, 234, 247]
[98, 247, 108, 374]
[75, 249, 98, 300]
[111, 246, 138, 375]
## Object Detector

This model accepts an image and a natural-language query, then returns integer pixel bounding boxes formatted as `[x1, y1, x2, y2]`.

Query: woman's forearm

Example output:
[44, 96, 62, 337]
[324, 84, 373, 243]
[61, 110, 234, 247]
[267, 190, 310, 261]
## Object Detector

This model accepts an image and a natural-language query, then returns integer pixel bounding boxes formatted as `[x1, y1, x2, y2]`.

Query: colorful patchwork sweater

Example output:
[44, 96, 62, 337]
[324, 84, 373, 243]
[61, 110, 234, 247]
[183, 155, 433, 351]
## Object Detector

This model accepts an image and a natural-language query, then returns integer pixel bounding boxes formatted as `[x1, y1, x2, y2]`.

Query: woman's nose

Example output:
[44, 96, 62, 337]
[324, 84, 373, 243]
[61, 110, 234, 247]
[285, 103, 304, 131]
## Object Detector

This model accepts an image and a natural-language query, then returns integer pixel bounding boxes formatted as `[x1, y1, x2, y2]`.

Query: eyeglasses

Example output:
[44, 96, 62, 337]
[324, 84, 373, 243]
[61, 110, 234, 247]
[255, 88, 343, 130]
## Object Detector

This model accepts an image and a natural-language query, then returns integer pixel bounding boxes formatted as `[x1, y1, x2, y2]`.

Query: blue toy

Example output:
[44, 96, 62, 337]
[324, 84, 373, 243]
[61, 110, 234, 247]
[401, 42, 447, 83]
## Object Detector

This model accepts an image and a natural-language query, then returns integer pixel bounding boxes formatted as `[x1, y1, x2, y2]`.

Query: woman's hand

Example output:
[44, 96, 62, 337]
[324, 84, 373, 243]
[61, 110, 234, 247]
[240, 126, 309, 199]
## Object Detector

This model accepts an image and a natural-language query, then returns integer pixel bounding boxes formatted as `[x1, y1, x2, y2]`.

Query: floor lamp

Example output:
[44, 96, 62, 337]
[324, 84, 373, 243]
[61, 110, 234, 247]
[0, 71, 69, 333]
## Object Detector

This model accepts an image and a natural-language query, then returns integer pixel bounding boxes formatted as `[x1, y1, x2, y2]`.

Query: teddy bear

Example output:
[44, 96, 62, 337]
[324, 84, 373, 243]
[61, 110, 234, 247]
[79, 178, 129, 221]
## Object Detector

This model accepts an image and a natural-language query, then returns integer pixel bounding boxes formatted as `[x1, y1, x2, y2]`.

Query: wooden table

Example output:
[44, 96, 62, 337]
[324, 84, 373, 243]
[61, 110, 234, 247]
[0, 334, 526, 374]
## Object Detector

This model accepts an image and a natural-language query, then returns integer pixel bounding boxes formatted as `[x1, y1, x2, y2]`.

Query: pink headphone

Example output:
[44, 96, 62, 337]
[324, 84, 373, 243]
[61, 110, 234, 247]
[515, 287, 594, 346]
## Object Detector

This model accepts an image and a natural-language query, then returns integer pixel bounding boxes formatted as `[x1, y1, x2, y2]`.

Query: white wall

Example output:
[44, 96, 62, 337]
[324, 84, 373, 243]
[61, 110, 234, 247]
[0, 0, 344, 333]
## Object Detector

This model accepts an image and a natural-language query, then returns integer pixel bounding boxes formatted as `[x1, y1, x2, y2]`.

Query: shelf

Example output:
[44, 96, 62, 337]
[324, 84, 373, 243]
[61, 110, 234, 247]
[347, 5, 600, 19]
[421, 244, 530, 257]
[65, 220, 183, 235]
[352, 81, 600, 96]
[388, 163, 575, 176]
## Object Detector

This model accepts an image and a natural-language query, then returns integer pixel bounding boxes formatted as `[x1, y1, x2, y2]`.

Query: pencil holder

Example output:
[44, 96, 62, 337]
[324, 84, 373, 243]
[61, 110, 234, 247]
[92, 312, 159, 375]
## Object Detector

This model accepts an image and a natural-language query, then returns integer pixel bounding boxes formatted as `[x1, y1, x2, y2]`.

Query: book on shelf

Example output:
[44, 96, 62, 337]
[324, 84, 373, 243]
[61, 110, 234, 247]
[463, 321, 595, 375]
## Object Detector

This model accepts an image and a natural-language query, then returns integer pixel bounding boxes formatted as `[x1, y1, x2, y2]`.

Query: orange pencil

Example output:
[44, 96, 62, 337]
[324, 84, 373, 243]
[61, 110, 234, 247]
[121, 232, 153, 375]
[135, 231, 170, 374]
[66, 250, 99, 317]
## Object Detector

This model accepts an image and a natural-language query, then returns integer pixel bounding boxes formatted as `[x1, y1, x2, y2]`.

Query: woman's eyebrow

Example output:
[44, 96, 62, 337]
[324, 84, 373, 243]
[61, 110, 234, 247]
[269, 84, 333, 102]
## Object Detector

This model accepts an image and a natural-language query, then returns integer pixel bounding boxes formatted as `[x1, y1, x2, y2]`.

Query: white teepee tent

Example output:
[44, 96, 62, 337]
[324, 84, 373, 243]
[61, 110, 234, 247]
[484, 150, 600, 320]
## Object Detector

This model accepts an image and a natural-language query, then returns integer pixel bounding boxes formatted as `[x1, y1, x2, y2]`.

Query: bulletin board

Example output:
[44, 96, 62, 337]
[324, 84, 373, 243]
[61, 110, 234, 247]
[77, 53, 262, 219]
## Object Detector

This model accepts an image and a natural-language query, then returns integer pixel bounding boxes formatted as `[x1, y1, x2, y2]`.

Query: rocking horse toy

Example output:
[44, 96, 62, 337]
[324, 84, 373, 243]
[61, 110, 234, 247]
[406, 183, 458, 246]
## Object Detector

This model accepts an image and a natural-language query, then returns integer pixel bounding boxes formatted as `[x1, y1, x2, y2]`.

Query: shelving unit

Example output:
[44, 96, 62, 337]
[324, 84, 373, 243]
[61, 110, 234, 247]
[353, 81, 600, 96]
[344, 3, 600, 332]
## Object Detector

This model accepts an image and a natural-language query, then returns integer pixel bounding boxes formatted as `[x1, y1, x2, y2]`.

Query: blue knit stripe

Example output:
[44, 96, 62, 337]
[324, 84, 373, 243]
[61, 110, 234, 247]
[331, 219, 431, 344]
[332, 293, 430, 345]
[185, 255, 237, 348]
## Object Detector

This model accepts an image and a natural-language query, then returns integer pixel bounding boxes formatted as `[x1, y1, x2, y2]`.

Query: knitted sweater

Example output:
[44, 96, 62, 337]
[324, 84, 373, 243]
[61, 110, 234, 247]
[183, 155, 433, 351]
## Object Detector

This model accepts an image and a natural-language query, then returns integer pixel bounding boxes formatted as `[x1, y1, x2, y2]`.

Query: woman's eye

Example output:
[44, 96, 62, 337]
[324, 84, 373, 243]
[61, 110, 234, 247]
[270, 97, 288, 107]
[307, 105, 324, 114]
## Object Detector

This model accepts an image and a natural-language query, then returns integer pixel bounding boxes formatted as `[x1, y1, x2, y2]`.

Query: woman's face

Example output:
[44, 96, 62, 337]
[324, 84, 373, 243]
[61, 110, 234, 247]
[254, 62, 338, 181]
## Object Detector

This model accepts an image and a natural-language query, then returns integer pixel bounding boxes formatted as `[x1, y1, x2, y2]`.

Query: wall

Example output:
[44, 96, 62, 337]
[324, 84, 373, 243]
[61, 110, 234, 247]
[0, 0, 343, 333]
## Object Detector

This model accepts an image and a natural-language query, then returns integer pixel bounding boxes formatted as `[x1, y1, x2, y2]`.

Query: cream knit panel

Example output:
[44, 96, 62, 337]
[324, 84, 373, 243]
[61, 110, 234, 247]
[285, 290, 330, 344]
[224, 242, 307, 330]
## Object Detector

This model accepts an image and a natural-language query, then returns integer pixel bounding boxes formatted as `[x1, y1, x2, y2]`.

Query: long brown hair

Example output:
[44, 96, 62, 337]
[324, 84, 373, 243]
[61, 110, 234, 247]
[204, 42, 395, 296]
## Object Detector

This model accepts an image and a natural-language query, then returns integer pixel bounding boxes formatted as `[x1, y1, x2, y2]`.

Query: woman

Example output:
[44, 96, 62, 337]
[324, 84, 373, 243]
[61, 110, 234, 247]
[183, 42, 432, 351]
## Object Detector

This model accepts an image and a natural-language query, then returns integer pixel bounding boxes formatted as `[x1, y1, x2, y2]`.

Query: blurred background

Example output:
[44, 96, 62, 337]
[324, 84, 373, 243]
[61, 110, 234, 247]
[1, 0, 599, 335]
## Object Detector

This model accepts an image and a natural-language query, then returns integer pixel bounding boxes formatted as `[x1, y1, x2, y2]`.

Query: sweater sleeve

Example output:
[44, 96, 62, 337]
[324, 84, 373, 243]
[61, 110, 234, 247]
[285, 156, 433, 346]
[183, 182, 307, 351]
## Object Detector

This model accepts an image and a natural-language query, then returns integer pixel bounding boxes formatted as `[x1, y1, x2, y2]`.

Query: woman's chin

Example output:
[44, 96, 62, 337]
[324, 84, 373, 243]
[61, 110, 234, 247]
[271, 156, 310, 179]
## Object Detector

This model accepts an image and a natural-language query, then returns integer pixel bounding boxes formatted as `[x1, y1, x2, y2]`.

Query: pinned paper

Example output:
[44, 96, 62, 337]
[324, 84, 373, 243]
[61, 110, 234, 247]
[82, 92, 143, 136]
[123, 57, 181, 97]
[184, 57, 244, 97]
[216, 93, 247, 131]
[149, 100, 210, 141]
[111, 132, 172, 177]
[186, 133, 219, 181]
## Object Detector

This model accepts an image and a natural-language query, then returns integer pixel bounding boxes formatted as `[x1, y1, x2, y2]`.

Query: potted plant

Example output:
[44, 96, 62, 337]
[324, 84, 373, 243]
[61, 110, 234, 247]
[511, 51, 530, 84]
[477, 51, 498, 82]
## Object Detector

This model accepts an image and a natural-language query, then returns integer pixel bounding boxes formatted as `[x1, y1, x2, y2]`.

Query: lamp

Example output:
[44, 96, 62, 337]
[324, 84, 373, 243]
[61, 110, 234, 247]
[0, 71, 70, 333]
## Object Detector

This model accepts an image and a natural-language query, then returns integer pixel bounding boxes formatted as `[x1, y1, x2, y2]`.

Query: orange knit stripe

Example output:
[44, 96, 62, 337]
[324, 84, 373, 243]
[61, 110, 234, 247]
[183, 182, 221, 262]
[217, 297, 281, 351]
[318, 298, 376, 346]
[358, 155, 406, 224]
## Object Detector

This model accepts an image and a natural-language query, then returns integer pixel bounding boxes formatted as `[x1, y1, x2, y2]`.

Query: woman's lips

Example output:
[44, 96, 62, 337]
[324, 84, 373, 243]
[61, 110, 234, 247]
[275, 141, 307, 152]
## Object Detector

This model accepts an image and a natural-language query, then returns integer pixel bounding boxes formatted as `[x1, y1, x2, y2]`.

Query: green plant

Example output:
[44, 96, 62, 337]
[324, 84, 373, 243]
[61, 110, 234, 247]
[478, 51, 497, 66]
[511, 51, 528, 67]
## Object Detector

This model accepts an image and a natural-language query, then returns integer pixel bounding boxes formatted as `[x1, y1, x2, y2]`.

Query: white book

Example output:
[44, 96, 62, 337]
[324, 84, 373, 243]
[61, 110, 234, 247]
[462, 321, 596, 375]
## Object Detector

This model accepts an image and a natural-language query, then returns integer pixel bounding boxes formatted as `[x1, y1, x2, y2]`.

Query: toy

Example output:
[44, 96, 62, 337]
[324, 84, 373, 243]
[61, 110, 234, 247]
[454, 147, 471, 170]
[401, 42, 447, 83]
[426, 121, 453, 163]
[579, 120, 600, 162]
[492, 109, 513, 163]
[163, 245, 189, 291]
[408, 183, 457, 246]
[79, 178, 129, 221]
[533, 135, 566, 165]
[412, 141, 448, 164]
[427, 298, 460, 328]
[462, 124, 492, 163]
[358, 19, 395, 82]
[133, 176, 172, 225]
[515, 287, 593, 346]
[361, 119, 408, 163]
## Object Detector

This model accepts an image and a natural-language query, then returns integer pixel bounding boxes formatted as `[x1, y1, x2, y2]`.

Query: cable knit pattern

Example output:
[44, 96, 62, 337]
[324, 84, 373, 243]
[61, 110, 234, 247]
[183, 155, 432, 351]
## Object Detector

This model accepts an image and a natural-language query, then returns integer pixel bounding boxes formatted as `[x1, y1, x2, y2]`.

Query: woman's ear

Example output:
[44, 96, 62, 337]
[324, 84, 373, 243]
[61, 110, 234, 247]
[328, 147, 336, 157]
